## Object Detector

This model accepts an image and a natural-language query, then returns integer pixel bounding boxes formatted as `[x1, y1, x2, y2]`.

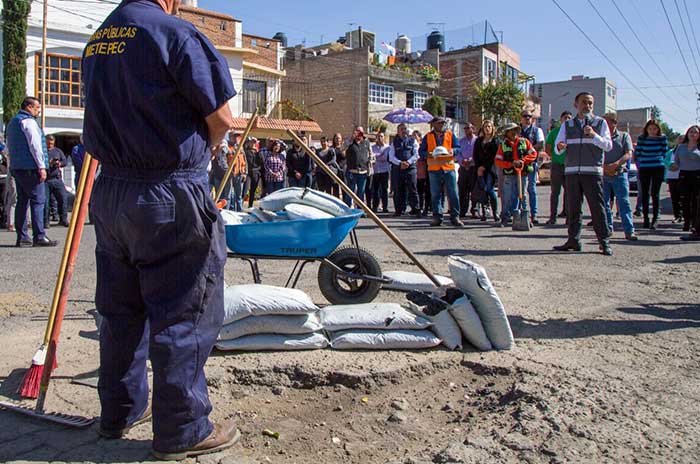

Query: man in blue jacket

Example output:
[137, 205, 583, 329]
[6, 97, 57, 247]
[82, 0, 238, 459]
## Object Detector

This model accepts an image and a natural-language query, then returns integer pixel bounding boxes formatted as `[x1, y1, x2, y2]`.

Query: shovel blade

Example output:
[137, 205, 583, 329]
[512, 209, 530, 231]
[0, 400, 95, 428]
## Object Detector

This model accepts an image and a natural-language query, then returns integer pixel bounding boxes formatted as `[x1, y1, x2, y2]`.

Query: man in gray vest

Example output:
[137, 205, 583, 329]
[5, 97, 57, 247]
[389, 123, 420, 216]
[602, 112, 638, 241]
[553, 92, 613, 255]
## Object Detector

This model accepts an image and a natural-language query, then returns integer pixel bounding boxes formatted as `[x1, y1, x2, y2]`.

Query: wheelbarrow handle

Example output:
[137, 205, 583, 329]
[286, 130, 442, 288]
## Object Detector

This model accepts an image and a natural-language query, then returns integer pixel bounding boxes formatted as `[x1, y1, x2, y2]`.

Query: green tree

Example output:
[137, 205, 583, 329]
[422, 95, 444, 117]
[3, 0, 32, 125]
[471, 79, 525, 125]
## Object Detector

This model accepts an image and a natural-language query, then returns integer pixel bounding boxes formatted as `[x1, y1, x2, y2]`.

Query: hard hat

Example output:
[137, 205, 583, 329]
[432, 146, 449, 157]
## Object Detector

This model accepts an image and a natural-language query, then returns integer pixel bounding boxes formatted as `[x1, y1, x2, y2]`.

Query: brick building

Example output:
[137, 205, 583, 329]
[282, 46, 439, 138]
[178, 5, 320, 137]
[439, 42, 531, 127]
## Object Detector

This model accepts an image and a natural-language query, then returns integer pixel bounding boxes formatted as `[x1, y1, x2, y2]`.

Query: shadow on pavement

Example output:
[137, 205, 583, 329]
[657, 255, 700, 265]
[417, 248, 592, 257]
[617, 303, 700, 321]
[509, 313, 700, 340]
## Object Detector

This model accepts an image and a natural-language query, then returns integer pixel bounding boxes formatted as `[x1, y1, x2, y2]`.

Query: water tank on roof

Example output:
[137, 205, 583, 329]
[427, 30, 444, 52]
[273, 32, 288, 48]
[395, 35, 411, 54]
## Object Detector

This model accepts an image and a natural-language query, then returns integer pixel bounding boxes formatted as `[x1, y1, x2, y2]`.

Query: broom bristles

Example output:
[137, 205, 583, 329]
[18, 364, 42, 399]
[17, 346, 57, 399]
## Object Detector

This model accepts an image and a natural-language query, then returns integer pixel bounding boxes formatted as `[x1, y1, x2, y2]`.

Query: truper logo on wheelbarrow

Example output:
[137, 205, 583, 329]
[280, 247, 318, 255]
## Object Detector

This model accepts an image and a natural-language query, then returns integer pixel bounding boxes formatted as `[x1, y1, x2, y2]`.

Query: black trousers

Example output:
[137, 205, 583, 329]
[365, 174, 374, 207]
[371, 171, 389, 211]
[458, 165, 476, 216]
[638, 166, 665, 222]
[45, 177, 68, 223]
[680, 171, 700, 231]
[246, 172, 261, 208]
[566, 174, 610, 244]
[550, 163, 567, 220]
[393, 167, 418, 213]
[667, 178, 683, 219]
[417, 177, 431, 212]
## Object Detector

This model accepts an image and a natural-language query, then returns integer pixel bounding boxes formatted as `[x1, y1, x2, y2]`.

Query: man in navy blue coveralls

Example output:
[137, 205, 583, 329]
[81, 0, 238, 459]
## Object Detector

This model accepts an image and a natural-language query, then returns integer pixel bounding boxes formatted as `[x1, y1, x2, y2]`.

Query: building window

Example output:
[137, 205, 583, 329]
[504, 65, 518, 84]
[242, 79, 267, 113]
[369, 82, 394, 105]
[35, 53, 83, 109]
[406, 90, 427, 109]
[483, 57, 497, 81]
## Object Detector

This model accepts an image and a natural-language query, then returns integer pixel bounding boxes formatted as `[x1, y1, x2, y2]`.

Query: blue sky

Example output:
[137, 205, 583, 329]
[201, 0, 699, 131]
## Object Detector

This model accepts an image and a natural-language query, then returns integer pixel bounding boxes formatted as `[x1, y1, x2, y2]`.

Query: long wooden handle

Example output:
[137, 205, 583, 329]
[36, 155, 99, 413]
[215, 109, 258, 203]
[286, 130, 441, 287]
[41, 156, 93, 345]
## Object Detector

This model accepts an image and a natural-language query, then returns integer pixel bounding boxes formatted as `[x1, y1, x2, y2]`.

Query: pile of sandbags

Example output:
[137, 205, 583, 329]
[215, 284, 328, 351]
[220, 188, 352, 226]
[321, 303, 441, 350]
[447, 256, 514, 351]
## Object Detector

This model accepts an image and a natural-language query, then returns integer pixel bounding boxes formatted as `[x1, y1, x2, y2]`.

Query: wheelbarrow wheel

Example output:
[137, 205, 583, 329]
[318, 246, 382, 305]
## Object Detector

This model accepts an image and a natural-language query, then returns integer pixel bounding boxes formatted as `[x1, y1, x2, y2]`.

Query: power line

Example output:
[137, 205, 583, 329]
[659, 0, 698, 94]
[550, 0, 655, 106]
[673, 0, 700, 76]
[682, 0, 700, 58]
[586, 0, 692, 116]
[609, 0, 690, 104]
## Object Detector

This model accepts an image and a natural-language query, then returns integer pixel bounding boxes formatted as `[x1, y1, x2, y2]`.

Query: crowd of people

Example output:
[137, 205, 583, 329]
[206, 93, 699, 250]
[2, 94, 699, 253]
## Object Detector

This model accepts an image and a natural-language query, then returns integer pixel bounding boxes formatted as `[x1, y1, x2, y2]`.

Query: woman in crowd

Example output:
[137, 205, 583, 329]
[671, 125, 700, 240]
[209, 138, 231, 204]
[414, 130, 431, 216]
[473, 119, 499, 222]
[244, 137, 264, 208]
[263, 140, 286, 195]
[227, 134, 247, 212]
[371, 131, 391, 212]
[314, 136, 339, 195]
[634, 120, 668, 229]
[365, 134, 376, 207]
[664, 135, 684, 224]
[329, 133, 345, 198]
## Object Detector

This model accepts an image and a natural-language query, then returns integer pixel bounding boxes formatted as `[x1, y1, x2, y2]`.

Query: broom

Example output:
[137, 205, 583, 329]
[17, 157, 93, 398]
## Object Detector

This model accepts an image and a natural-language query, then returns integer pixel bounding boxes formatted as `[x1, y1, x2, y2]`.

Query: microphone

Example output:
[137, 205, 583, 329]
[583, 112, 592, 127]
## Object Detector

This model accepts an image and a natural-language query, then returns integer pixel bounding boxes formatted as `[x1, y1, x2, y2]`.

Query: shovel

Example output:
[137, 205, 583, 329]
[512, 166, 530, 232]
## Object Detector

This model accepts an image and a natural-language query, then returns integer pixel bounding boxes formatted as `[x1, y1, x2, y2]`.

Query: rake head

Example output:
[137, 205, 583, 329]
[0, 400, 95, 428]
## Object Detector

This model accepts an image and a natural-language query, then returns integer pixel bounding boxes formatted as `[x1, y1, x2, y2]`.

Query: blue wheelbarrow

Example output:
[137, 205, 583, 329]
[225, 209, 388, 304]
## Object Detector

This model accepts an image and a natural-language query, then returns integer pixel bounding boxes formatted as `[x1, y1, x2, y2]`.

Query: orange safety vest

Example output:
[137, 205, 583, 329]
[426, 131, 455, 171]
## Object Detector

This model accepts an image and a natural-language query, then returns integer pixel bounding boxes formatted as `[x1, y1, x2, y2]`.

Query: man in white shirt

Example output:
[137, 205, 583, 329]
[6, 97, 57, 247]
[553, 92, 614, 256]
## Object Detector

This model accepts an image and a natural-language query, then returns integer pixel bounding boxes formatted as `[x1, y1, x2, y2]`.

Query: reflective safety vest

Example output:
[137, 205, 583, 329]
[500, 138, 532, 175]
[426, 131, 455, 171]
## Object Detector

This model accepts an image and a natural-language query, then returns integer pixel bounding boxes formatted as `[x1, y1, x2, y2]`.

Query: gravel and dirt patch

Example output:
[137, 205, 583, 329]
[0, 188, 698, 463]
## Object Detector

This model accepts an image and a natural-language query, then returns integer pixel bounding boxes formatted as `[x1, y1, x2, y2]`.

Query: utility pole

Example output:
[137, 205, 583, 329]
[41, 0, 49, 128]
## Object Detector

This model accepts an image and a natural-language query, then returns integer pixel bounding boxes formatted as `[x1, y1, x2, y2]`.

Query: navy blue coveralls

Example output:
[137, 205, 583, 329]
[81, 0, 236, 453]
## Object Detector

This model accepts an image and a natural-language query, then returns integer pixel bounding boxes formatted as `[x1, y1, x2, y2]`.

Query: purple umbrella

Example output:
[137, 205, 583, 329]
[383, 108, 434, 124]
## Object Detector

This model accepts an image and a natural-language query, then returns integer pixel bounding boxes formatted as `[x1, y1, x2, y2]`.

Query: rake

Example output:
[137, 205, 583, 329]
[0, 155, 99, 428]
